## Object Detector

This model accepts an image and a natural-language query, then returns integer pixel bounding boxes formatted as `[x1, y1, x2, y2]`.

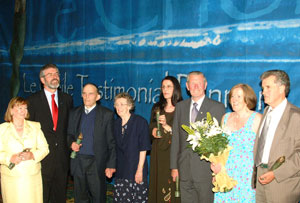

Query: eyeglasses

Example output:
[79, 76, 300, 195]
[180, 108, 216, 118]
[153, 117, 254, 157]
[114, 103, 128, 108]
[43, 72, 60, 78]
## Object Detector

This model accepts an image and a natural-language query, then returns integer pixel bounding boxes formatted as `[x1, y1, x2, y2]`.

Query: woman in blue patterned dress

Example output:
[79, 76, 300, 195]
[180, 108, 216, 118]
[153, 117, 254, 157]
[212, 84, 262, 203]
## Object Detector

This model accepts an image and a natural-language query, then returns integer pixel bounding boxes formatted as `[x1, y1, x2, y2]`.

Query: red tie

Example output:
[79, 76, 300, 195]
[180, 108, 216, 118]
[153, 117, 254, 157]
[51, 94, 58, 131]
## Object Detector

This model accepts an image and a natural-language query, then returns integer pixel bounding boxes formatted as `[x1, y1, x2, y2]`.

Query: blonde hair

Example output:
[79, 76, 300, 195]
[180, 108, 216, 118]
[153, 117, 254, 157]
[4, 97, 29, 122]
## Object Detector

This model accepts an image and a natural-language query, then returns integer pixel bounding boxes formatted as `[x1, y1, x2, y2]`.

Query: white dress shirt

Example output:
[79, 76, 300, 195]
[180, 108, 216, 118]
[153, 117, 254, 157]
[261, 98, 287, 164]
[85, 104, 96, 114]
[44, 89, 58, 116]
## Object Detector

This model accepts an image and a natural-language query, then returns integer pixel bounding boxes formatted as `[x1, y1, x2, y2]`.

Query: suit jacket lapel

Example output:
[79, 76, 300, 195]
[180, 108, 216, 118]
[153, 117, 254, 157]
[94, 105, 103, 137]
[197, 97, 209, 121]
[186, 97, 208, 123]
[40, 90, 54, 126]
[57, 91, 64, 129]
[75, 106, 84, 137]
[184, 99, 192, 125]
[258, 106, 270, 135]
[9, 123, 23, 145]
[253, 106, 270, 160]
[253, 106, 269, 159]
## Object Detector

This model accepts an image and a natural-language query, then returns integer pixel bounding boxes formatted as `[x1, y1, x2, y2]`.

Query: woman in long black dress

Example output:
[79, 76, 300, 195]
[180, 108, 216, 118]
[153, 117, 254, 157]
[113, 92, 151, 203]
[148, 76, 183, 203]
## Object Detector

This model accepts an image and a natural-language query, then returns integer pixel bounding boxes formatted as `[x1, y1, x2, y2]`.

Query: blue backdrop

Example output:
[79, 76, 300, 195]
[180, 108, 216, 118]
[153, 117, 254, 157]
[1, 0, 300, 121]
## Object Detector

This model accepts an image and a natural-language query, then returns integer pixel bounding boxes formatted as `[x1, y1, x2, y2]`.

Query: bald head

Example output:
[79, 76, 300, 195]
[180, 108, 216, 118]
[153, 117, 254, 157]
[82, 83, 100, 108]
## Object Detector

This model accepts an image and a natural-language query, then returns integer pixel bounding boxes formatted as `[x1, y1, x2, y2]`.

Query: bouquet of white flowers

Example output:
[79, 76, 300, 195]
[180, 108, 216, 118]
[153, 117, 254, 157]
[182, 112, 237, 192]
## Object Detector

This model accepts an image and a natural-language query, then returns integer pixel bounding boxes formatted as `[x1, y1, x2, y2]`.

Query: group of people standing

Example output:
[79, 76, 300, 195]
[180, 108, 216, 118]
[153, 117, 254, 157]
[0, 64, 299, 203]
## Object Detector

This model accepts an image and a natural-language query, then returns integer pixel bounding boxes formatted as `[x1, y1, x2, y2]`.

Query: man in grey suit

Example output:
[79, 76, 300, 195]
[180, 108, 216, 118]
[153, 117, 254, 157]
[253, 70, 300, 202]
[170, 71, 225, 203]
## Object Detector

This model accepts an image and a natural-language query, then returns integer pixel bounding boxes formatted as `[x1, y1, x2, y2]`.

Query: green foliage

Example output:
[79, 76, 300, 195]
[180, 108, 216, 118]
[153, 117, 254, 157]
[182, 124, 195, 135]
[206, 112, 212, 123]
[194, 133, 229, 157]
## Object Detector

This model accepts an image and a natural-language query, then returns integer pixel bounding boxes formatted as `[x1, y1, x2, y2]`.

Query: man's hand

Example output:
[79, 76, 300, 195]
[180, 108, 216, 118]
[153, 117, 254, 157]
[171, 169, 179, 182]
[71, 142, 81, 152]
[105, 168, 116, 178]
[258, 171, 275, 185]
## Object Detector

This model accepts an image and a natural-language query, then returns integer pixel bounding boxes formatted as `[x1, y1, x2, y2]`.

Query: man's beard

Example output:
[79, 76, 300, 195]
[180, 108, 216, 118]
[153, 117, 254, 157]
[45, 79, 60, 89]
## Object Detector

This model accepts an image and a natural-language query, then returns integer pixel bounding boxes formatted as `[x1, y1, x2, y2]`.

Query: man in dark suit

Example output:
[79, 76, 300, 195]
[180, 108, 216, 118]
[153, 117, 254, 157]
[27, 64, 73, 203]
[68, 83, 116, 203]
[170, 71, 225, 203]
[253, 70, 300, 202]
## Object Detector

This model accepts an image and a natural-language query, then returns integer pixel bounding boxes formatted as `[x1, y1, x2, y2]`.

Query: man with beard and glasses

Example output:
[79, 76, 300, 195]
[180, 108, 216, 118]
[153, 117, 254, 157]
[27, 64, 73, 203]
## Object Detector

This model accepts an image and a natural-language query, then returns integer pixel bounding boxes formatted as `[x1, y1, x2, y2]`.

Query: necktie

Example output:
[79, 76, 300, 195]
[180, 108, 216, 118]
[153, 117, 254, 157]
[51, 94, 58, 131]
[85, 109, 89, 114]
[191, 103, 199, 123]
[255, 108, 272, 166]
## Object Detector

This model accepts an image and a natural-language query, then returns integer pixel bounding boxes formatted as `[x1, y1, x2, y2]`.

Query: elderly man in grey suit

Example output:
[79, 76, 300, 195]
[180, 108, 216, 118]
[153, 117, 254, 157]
[253, 70, 300, 203]
[170, 71, 225, 203]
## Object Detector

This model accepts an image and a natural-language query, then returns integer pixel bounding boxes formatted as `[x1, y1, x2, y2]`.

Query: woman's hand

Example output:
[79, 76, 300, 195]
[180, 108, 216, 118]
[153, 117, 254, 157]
[211, 163, 221, 183]
[10, 153, 22, 165]
[135, 170, 143, 184]
[159, 115, 172, 133]
[152, 128, 161, 139]
[211, 162, 222, 174]
[19, 151, 34, 161]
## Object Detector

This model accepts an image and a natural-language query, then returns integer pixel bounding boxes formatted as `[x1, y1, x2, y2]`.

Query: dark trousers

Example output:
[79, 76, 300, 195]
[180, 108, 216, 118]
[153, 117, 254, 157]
[74, 155, 106, 203]
[42, 164, 68, 203]
[180, 179, 214, 203]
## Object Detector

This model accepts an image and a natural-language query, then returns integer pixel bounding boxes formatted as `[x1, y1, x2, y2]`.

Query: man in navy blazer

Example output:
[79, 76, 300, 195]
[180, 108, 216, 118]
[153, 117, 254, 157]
[170, 71, 225, 203]
[27, 64, 73, 203]
[68, 83, 116, 203]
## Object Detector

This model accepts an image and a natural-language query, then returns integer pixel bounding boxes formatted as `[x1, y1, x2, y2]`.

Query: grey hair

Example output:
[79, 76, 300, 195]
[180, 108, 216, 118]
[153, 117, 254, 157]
[39, 64, 59, 78]
[187, 71, 207, 83]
